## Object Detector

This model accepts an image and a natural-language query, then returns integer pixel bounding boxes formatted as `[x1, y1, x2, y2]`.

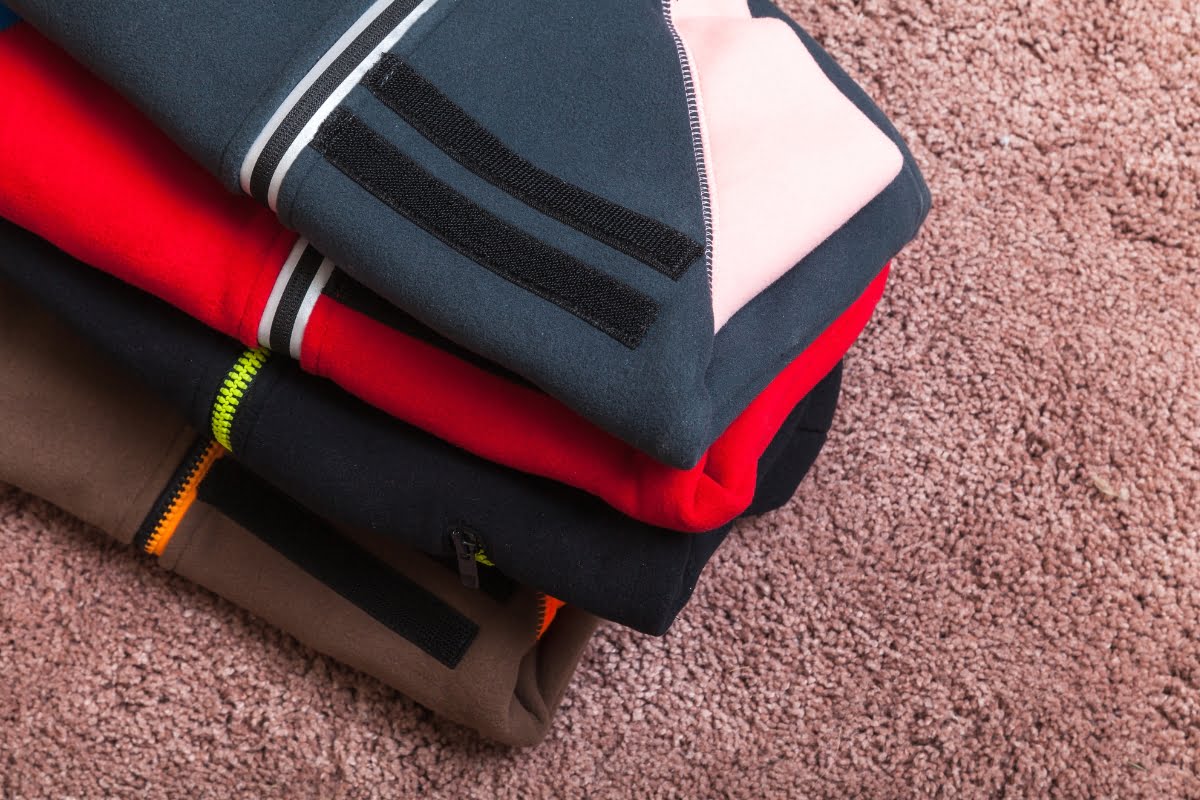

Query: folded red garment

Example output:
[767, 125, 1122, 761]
[0, 24, 885, 532]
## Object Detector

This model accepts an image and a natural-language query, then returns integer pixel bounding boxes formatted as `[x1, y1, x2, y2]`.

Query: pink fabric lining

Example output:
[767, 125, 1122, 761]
[670, 0, 903, 330]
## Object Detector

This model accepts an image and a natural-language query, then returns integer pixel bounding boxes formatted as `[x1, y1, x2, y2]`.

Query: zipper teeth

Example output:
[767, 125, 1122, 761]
[448, 527, 560, 637]
[135, 439, 225, 556]
[661, 0, 714, 286]
[535, 594, 548, 639]
[133, 438, 216, 552]
[211, 347, 271, 451]
[535, 594, 565, 641]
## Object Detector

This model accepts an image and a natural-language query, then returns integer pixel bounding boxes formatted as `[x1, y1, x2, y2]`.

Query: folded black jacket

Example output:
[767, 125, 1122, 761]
[8, 0, 926, 468]
[0, 219, 842, 635]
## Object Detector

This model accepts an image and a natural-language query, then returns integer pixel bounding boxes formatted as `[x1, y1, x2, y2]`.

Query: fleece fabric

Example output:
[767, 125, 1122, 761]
[0, 220, 843, 636]
[0, 280, 597, 747]
[5, 0, 1199, 790]
[8, 0, 928, 469]
[669, 0, 903, 329]
[0, 20, 857, 534]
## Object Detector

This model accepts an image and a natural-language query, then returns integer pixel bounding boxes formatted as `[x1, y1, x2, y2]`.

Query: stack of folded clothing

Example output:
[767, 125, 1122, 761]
[0, 0, 928, 745]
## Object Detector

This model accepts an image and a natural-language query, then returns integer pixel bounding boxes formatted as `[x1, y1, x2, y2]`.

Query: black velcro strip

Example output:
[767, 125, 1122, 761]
[363, 55, 703, 280]
[322, 271, 533, 387]
[248, 0, 425, 203]
[311, 109, 659, 348]
[268, 245, 325, 353]
[197, 457, 479, 669]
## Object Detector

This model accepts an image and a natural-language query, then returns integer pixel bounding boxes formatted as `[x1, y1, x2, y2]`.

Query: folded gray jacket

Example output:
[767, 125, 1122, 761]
[9, 0, 928, 467]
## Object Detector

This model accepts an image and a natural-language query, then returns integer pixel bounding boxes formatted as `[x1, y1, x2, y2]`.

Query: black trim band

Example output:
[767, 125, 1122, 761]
[311, 108, 659, 349]
[363, 55, 703, 280]
[248, 0, 426, 204]
[198, 457, 479, 669]
[269, 245, 326, 353]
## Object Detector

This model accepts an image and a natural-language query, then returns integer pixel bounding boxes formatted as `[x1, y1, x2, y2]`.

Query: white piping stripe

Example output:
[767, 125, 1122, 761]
[257, 237, 310, 348]
[239, 0, 444, 211]
[289, 259, 336, 359]
[266, 0, 442, 210]
[239, 0, 397, 197]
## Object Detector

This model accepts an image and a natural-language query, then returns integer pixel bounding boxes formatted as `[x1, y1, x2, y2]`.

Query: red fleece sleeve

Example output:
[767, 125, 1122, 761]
[0, 25, 293, 346]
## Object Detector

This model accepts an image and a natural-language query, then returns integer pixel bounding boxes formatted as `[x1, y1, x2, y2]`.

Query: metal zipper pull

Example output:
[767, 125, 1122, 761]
[450, 527, 481, 590]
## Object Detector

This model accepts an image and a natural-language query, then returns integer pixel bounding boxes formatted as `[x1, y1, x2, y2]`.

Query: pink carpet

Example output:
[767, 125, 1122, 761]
[2, 0, 1198, 795]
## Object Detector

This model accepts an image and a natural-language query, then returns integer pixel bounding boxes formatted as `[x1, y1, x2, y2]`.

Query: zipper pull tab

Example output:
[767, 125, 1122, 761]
[450, 528, 480, 590]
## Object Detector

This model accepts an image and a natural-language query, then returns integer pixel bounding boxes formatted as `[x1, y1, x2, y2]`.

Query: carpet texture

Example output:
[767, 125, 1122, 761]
[2, 0, 1198, 796]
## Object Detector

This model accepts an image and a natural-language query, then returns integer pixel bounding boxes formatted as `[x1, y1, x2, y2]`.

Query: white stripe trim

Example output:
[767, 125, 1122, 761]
[239, 0, 396, 196]
[257, 237, 309, 348]
[289, 259, 336, 359]
[238, 0, 444, 211]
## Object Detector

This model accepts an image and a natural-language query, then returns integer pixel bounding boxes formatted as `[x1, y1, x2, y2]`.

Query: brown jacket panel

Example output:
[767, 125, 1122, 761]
[0, 284, 597, 745]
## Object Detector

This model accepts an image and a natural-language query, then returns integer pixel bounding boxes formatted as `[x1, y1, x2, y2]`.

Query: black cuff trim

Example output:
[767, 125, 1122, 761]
[269, 245, 326, 353]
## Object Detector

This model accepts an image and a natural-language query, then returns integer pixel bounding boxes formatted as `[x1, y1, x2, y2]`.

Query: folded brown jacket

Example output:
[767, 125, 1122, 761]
[0, 279, 597, 747]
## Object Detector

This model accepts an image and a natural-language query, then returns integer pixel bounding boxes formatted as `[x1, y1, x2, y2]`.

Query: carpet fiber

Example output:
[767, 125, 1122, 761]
[2, 0, 1198, 796]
